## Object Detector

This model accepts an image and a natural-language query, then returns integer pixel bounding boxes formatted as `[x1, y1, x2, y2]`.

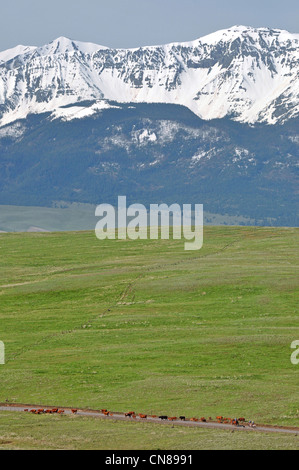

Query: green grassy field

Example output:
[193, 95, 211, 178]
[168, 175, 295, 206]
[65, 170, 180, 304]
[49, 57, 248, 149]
[0, 226, 298, 449]
[0, 411, 298, 450]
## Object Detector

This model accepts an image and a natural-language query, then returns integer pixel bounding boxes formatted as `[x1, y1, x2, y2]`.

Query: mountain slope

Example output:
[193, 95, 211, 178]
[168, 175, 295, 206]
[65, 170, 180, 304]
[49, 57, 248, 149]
[0, 103, 298, 226]
[0, 26, 299, 127]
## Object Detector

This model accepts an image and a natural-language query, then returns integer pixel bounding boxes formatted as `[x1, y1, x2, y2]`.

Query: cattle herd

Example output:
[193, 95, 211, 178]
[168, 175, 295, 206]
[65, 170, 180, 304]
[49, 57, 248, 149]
[22, 408, 251, 426]
[24, 408, 78, 415]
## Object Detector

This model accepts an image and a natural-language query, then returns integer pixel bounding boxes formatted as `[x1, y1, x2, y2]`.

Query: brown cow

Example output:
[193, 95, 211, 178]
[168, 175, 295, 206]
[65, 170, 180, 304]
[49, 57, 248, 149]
[71, 409, 78, 414]
[139, 414, 147, 419]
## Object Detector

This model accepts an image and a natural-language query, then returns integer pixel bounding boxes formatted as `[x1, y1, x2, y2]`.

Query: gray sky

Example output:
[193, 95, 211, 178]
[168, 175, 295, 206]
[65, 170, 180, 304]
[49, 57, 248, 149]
[1, 0, 298, 51]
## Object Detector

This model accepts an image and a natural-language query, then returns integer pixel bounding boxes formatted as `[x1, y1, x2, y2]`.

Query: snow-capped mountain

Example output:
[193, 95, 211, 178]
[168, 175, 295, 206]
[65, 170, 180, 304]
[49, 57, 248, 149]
[0, 25, 299, 128]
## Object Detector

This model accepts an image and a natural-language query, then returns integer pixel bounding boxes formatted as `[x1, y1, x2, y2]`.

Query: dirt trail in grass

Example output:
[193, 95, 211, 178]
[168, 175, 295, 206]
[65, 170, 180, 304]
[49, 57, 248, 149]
[0, 280, 41, 288]
[6, 271, 145, 362]
[0, 403, 298, 436]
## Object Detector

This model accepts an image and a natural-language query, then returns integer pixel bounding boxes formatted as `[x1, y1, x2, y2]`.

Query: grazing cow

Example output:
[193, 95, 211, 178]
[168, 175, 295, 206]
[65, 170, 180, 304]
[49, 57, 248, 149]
[71, 409, 78, 414]
[103, 411, 110, 416]
[216, 416, 223, 421]
[151, 415, 157, 418]
[168, 417, 177, 421]
[58, 410, 65, 414]
[200, 417, 206, 422]
[159, 416, 168, 420]
[125, 411, 135, 417]
[179, 416, 185, 421]
[24, 409, 28, 412]
[30, 409, 36, 413]
[38, 409, 45, 413]
[45, 410, 52, 414]
[238, 417, 245, 422]
[139, 414, 147, 419]
[190, 418, 198, 422]
[52, 408, 58, 413]
[101, 409, 108, 413]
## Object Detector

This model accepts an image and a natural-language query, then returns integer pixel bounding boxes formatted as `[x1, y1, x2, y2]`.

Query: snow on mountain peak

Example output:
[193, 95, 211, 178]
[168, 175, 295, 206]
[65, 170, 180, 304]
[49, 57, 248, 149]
[0, 25, 298, 127]
[198, 25, 299, 46]
[0, 44, 37, 63]
[36, 36, 108, 56]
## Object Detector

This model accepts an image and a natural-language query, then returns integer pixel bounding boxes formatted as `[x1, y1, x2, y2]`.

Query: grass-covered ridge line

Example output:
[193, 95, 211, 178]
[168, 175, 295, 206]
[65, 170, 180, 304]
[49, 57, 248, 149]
[0, 204, 257, 233]
[0, 227, 298, 436]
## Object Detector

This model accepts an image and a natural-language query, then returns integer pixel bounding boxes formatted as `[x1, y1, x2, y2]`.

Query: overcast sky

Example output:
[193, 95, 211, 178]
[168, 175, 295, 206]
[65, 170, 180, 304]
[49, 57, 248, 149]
[1, 0, 298, 51]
